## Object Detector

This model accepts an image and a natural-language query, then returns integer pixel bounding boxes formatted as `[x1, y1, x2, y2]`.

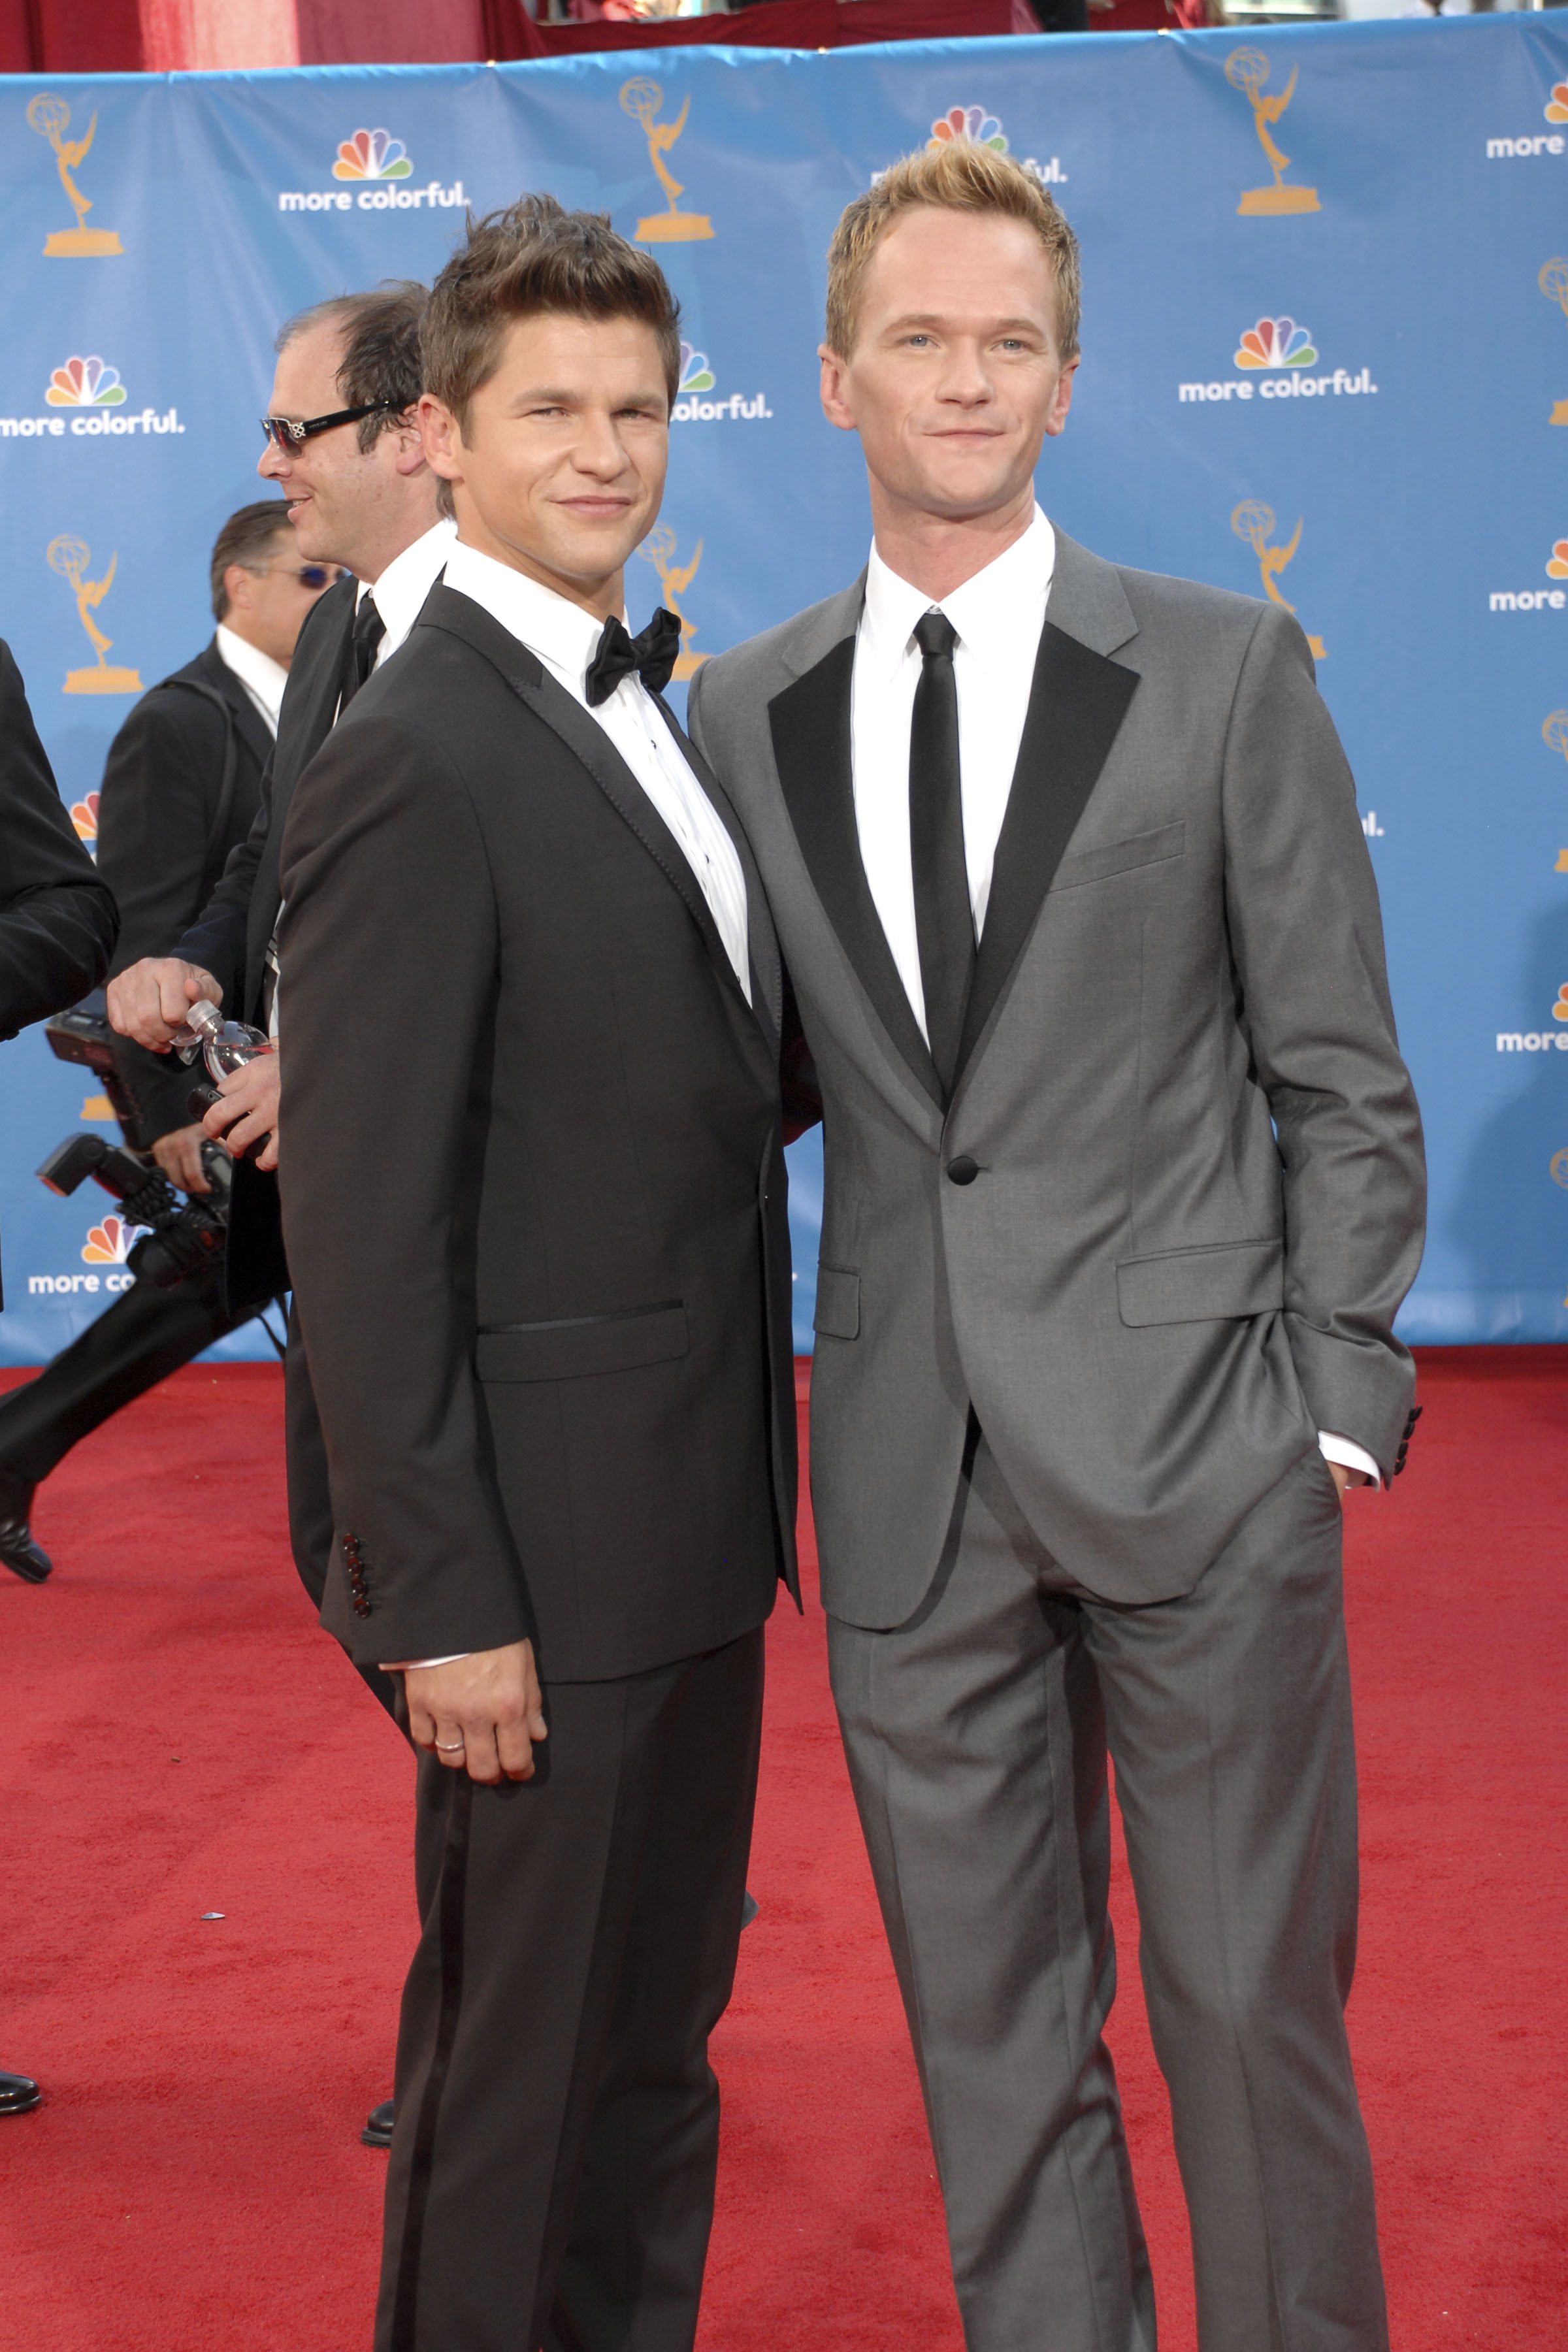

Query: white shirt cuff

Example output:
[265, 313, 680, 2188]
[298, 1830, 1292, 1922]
[378, 1654, 472, 1671]
[1317, 1431, 1380, 1485]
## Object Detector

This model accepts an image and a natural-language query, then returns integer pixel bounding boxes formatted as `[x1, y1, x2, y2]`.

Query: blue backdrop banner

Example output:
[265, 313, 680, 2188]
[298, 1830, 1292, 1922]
[2, 18, 1567, 1360]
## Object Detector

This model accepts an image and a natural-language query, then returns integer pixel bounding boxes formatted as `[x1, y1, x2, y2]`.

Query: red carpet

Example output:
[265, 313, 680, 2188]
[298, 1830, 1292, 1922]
[1, 1348, 1564, 2349]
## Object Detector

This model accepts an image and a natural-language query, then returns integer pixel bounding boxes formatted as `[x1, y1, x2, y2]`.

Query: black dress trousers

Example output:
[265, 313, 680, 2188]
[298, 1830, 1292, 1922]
[376, 1628, 766, 2352]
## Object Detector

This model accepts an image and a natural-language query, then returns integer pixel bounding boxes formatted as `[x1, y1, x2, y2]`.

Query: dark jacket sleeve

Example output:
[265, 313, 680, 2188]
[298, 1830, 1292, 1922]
[277, 710, 534, 1667]
[171, 764, 270, 1013]
[0, 640, 118, 1040]
[97, 677, 231, 973]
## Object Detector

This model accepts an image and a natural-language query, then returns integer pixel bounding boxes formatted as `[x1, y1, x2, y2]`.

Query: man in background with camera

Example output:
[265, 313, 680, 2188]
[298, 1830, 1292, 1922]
[0, 502, 338, 1586]
[0, 634, 118, 2115]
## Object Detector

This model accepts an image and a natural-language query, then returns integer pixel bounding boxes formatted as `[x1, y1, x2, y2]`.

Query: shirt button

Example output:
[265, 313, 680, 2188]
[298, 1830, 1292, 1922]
[946, 1155, 979, 1186]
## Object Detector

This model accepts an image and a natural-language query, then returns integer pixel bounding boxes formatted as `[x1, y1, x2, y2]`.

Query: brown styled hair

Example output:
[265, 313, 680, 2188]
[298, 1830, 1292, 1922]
[421, 193, 682, 431]
[824, 142, 1081, 365]
[209, 499, 293, 621]
[276, 280, 429, 451]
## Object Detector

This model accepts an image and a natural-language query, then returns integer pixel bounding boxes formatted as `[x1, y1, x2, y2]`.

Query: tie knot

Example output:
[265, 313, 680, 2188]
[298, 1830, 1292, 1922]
[913, 610, 956, 662]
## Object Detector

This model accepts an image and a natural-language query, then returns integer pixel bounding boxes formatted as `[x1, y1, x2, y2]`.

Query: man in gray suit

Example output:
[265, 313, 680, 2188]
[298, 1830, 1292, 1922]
[688, 142, 1424, 2352]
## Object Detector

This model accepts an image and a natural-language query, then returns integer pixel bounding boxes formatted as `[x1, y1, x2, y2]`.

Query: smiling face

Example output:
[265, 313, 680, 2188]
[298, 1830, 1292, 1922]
[820, 205, 1076, 542]
[257, 319, 424, 580]
[419, 311, 670, 619]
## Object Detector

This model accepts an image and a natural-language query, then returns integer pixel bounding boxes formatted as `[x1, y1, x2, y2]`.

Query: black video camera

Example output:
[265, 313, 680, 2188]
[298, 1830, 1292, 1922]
[37, 1133, 228, 1292]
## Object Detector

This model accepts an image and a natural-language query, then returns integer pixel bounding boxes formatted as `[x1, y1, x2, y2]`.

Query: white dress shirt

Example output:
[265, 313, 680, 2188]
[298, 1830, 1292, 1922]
[214, 624, 286, 735]
[442, 538, 750, 1002]
[357, 514, 457, 662]
[381, 538, 753, 1674]
[850, 508, 1380, 1492]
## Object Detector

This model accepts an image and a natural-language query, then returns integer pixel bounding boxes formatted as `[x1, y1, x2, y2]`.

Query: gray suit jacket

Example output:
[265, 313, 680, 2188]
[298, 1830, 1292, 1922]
[687, 529, 1426, 1626]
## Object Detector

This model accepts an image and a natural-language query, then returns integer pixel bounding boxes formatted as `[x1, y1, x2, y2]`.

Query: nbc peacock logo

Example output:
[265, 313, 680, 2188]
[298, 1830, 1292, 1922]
[1179, 314, 1375, 408]
[46, 354, 125, 408]
[1235, 316, 1317, 371]
[930, 106, 1007, 155]
[876, 103, 1064, 189]
[71, 790, 99, 851]
[277, 128, 463, 216]
[671, 342, 772, 425]
[82, 1213, 141, 1265]
[333, 128, 412, 182]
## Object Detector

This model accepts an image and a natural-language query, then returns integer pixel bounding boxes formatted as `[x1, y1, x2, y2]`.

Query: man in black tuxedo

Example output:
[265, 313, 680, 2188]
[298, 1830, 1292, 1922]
[276, 195, 797, 2352]
[107, 278, 449, 2149]
[0, 637, 118, 2111]
[0, 504, 340, 1582]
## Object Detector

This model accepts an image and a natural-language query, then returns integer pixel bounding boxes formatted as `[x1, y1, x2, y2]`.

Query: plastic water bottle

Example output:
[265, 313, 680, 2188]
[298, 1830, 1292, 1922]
[170, 998, 272, 1081]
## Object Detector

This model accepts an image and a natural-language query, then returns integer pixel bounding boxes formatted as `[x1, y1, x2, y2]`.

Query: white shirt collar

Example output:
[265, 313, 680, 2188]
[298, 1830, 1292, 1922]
[442, 538, 613, 698]
[214, 623, 287, 733]
[861, 504, 1056, 678]
[358, 515, 458, 657]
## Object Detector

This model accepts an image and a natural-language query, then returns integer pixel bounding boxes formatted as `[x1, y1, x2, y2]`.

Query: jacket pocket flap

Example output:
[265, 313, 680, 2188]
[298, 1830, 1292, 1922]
[813, 1264, 860, 1341]
[1117, 1239, 1284, 1328]
[1050, 821, 1186, 894]
[476, 1303, 687, 1382]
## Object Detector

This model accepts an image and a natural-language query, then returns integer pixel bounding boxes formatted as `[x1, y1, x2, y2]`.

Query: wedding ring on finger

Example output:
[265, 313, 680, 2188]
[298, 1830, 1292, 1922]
[435, 1737, 465, 1753]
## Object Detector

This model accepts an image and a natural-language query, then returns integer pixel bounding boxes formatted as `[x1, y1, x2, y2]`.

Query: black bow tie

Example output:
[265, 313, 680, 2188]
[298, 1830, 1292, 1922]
[585, 608, 682, 708]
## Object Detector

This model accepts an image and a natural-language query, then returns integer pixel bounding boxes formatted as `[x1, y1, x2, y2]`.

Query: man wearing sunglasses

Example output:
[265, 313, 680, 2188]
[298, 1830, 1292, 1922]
[106, 281, 452, 2150]
[0, 499, 341, 1592]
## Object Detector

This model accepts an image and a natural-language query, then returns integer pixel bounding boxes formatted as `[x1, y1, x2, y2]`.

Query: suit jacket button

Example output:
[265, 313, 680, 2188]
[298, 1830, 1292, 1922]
[946, 1155, 979, 1186]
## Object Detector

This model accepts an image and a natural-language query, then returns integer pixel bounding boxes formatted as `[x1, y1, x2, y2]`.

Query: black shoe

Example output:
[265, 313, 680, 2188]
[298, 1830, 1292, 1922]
[0, 1469, 50, 1584]
[741, 1890, 759, 1930]
[361, 2098, 394, 2148]
[0, 2071, 41, 2114]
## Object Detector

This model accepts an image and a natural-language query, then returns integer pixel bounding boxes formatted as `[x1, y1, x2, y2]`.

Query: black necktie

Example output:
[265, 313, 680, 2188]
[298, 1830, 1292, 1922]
[585, 608, 682, 708]
[909, 610, 974, 1096]
[339, 593, 385, 711]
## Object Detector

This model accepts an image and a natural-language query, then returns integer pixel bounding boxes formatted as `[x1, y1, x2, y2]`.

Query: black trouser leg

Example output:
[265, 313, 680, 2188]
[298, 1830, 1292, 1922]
[376, 1629, 765, 2352]
[0, 1272, 248, 1483]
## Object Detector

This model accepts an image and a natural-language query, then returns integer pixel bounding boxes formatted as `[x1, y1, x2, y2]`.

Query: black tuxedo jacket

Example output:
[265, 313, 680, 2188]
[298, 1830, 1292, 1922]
[97, 636, 273, 1139]
[0, 639, 118, 1041]
[177, 577, 355, 1027]
[1, 639, 119, 1306]
[277, 584, 799, 1680]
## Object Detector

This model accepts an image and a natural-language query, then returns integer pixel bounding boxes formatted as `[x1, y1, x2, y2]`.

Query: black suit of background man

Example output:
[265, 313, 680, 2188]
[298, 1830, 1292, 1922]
[0, 636, 118, 2108]
[278, 582, 799, 2351]
[0, 521, 339, 1583]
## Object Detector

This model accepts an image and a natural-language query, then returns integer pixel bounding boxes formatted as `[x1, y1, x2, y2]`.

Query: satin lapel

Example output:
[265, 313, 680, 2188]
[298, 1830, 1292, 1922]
[953, 622, 1139, 1086]
[653, 689, 781, 1053]
[768, 636, 942, 1109]
[418, 586, 753, 1022]
[274, 579, 356, 814]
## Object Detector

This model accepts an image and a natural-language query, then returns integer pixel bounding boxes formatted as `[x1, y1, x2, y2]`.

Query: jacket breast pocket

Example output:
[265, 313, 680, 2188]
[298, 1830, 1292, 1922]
[1049, 821, 1185, 894]
[813, 1265, 860, 1341]
[476, 1303, 689, 1382]
[1116, 1239, 1284, 1328]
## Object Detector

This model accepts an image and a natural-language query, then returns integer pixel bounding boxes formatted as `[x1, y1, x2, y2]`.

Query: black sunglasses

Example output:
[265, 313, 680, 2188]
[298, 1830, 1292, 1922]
[242, 561, 343, 591]
[259, 400, 393, 449]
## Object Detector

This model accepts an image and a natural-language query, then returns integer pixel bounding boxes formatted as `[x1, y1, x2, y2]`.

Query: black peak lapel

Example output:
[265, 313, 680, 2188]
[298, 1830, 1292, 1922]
[419, 585, 755, 1024]
[953, 623, 1139, 1087]
[768, 636, 942, 1110]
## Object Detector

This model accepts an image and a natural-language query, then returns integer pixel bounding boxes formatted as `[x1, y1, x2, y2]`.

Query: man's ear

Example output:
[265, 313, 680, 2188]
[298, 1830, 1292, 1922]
[819, 343, 856, 434]
[417, 392, 463, 486]
[221, 563, 255, 618]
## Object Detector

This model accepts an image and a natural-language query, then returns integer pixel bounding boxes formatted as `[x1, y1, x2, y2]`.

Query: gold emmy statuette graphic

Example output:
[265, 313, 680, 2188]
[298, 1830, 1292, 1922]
[638, 525, 708, 679]
[27, 95, 123, 257]
[48, 536, 142, 695]
[621, 80, 713, 245]
[1538, 260, 1568, 425]
[1232, 501, 1326, 660]
[1226, 50, 1320, 218]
